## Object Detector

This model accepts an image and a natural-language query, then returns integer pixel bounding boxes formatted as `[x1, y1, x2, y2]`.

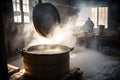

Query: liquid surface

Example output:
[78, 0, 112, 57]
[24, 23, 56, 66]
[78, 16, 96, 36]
[27, 48, 65, 54]
[26, 45, 69, 54]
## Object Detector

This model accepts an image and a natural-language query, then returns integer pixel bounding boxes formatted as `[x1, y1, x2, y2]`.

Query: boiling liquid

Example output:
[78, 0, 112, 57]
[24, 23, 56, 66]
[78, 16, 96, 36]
[28, 48, 65, 54]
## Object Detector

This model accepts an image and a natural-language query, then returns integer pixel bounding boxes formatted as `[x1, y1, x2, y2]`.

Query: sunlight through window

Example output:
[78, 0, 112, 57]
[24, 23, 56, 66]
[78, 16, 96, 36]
[91, 7, 108, 28]
[12, 0, 30, 23]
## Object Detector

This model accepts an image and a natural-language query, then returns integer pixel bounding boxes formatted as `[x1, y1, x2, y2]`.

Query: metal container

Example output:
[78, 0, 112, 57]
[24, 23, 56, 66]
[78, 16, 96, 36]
[98, 25, 105, 35]
[33, 0, 60, 37]
[19, 45, 73, 80]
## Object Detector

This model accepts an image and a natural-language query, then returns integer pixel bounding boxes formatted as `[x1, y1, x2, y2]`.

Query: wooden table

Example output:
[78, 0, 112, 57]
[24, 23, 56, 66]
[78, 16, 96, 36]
[96, 35, 120, 53]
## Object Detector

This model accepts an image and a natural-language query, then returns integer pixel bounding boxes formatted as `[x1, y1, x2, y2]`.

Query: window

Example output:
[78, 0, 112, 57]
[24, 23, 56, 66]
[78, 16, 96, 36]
[12, 0, 30, 23]
[12, 0, 21, 22]
[76, 7, 108, 28]
[91, 8, 97, 28]
[23, 0, 30, 23]
[91, 7, 108, 28]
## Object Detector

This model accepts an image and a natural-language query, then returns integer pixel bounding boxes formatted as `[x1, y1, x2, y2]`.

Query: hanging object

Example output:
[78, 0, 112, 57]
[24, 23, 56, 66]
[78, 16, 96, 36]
[33, 0, 60, 37]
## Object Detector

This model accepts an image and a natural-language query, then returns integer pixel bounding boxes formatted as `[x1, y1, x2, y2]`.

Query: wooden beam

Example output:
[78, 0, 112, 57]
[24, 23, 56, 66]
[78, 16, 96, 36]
[0, 0, 9, 80]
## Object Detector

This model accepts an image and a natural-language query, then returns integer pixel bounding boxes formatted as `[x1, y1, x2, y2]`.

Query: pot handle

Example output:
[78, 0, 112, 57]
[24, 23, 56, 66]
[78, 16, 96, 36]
[69, 47, 74, 51]
[17, 48, 25, 56]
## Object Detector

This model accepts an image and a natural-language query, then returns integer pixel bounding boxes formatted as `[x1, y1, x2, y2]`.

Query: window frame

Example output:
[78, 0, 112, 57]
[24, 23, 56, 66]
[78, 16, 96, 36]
[91, 7, 108, 28]
[12, 0, 30, 23]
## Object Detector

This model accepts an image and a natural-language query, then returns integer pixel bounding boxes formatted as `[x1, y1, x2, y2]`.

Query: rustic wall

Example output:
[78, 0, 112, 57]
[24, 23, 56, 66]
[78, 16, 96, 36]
[108, 1, 120, 31]
[2, 0, 36, 58]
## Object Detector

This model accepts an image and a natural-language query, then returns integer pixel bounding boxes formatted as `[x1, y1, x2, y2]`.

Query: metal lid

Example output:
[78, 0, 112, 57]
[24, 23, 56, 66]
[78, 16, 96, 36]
[33, 1, 60, 37]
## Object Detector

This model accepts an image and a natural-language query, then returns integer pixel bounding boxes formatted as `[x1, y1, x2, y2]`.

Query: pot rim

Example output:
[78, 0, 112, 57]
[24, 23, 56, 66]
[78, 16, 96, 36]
[21, 44, 73, 55]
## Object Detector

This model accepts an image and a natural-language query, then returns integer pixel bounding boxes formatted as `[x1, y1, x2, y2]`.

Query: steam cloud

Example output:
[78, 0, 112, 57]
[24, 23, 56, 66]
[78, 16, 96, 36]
[23, 0, 97, 48]
[23, 16, 78, 48]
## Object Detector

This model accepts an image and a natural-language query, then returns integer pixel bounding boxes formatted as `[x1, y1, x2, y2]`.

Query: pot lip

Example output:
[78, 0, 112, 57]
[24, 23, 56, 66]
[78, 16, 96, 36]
[23, 50, 70, 55]
[22, 44, 73, 55]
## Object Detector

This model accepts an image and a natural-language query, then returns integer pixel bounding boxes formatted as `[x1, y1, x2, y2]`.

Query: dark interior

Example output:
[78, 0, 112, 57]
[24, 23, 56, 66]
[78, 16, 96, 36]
[0, 0, 120, 80]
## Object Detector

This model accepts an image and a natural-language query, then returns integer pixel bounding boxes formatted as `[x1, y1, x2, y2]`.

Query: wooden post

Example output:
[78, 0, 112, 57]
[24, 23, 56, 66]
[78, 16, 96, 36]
[0, 0, 9, 80]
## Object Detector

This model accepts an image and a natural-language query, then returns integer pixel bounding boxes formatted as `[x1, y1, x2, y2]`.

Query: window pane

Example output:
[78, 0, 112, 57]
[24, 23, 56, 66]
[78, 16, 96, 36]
[13, 0, 30, 23]
[16, 3, 20, 11]
[12, 0, 19, 2]
[91, 7, 108, 28]
[23, 4, 29, 12]
[91, 8, 97, 28]
[14, 12, 22, 22]
[24, 15, 30, 23]
[98, 7, 108, 28]
[13, 3, 16, 11]
[12, 0, 21, 22]
[23, 0, 30, 23]
[13, 2, 20, 11]
[23, 0, 29, 4]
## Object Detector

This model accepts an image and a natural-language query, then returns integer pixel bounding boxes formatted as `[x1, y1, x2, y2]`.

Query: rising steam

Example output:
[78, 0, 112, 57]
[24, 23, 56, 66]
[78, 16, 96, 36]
[23, 16, 78, 48]
[23, 2, 94, 48]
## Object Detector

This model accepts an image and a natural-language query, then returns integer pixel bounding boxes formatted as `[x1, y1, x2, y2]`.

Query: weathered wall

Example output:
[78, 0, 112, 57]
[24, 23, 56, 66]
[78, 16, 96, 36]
[1, 0, 23, 58]
[108, 1, 120, 31]
[2, 0, 35, 58]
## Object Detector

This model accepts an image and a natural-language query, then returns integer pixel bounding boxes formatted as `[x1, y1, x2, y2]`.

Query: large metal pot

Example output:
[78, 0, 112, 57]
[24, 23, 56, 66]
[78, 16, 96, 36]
[19, 45, 73, 80]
